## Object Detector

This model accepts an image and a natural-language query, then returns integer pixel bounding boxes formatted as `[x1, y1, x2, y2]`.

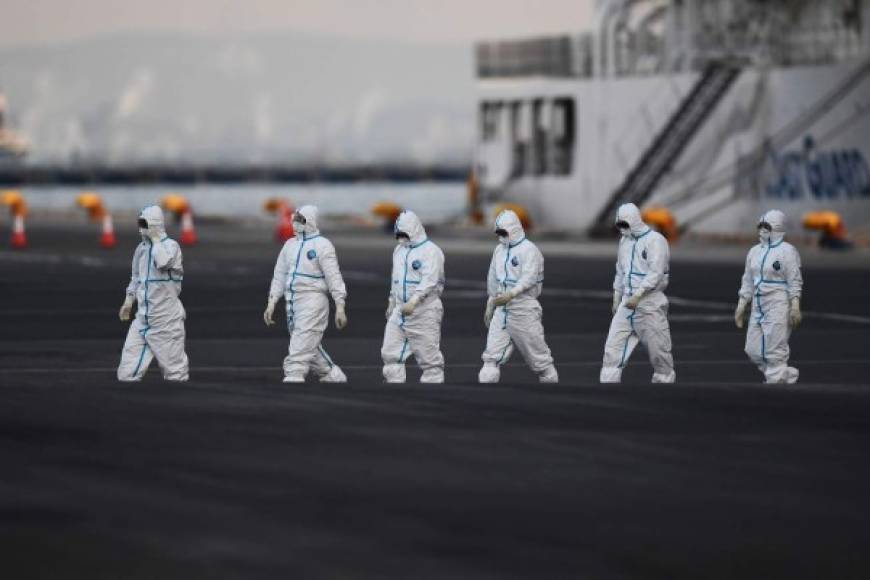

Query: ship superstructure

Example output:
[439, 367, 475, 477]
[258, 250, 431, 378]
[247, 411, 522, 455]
[474, 0, 870, 234]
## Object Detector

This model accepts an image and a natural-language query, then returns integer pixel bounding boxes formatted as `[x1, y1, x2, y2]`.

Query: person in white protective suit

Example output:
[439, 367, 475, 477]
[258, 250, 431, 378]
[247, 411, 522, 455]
[734, 209, 803, 384]
[263, 205, 349, 383]
[479, 210, 558, 383]
[381, 210, 446, 383]
[117, 205, 190, 381]
[600, 203, 676, 383]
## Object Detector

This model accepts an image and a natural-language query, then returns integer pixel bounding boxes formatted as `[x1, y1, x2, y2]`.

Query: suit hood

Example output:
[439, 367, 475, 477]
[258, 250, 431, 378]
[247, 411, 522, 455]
[759, 209, 786, 244]
[296, 204, 320, 236]
[494, 209, 525, 244]
[394, 210, 427, 245]
[616, 203, 648, 237]
[138, 205, 166, 237]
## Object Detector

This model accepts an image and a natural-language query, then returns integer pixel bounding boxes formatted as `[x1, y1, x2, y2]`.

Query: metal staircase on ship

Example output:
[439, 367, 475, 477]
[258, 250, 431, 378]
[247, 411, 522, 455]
[590, 60, 742, 235]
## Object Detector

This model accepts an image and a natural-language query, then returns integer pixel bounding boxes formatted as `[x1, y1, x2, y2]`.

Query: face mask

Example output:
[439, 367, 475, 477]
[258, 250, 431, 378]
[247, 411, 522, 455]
[616, 220, 630, 236]
[292, 213, 306, 226]
[758, 227, 771, 244]
[138, 218, 149, 240]
[495, 228, 509, 246]
[396, 233, 410, 247]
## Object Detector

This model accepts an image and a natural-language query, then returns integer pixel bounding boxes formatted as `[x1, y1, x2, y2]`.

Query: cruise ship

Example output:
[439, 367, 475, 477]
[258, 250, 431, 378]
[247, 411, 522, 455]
[473, 0, 870, 236]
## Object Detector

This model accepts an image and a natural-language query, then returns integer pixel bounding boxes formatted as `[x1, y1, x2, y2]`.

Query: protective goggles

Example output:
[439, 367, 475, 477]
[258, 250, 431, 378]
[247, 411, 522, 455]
[137, 218, 148, 229]
[615, 220, 630, 229]
[757, 221, 772, 231]
[395, 231, 410, 240]
[292, 212, 306, 225]
[495, 228, 508, 237]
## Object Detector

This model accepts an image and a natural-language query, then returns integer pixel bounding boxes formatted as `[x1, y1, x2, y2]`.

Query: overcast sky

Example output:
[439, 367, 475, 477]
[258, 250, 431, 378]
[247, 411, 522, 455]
[0, 0, 595, 47]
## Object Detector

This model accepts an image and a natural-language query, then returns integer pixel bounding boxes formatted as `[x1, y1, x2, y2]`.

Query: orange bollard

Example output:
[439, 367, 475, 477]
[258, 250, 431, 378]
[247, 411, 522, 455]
[371, 201, 403, 232]
[467, 172, 483, 225]
[1, 190, 27, 217]
[276, 205, 294, 242]
[2, 190, 27, 249]
[263, 198, 295, 243]
[179, 210, 197, 246]
[161, 194, 197, 246]
[99, 214, 116, 248]
[642, 207, 678, 242]
[10, 213, 26, 248]
[802, 210, 851, 249]
[75, 192, 116, 249]
[493, 203, 532, 230]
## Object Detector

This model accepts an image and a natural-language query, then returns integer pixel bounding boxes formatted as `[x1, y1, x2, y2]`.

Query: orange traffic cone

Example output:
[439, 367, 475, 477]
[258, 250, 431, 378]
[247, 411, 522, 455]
[275, 205, 294, 242]
[99, 214, 116, 248]
[179, 210, 197, 246]
[10, 213, 26, 249]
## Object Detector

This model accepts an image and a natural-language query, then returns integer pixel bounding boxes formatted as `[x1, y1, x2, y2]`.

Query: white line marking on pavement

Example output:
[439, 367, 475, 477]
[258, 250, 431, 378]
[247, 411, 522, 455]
[2, 359, 869, 374]
[1, 262, 867, 325]
[412, 275, 870, 325]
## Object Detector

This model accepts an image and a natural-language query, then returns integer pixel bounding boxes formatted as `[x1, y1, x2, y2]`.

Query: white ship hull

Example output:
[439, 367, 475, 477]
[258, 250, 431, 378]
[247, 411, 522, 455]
[476, 57, 870, 235]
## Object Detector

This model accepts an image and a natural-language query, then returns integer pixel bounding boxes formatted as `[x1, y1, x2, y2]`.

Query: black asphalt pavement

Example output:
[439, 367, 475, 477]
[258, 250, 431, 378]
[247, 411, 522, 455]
[1, 221, 869, 579]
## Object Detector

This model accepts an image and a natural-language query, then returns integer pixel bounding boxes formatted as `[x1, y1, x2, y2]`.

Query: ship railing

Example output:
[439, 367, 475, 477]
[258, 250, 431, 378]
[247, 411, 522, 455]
[477, 21, 869, 81]
[692, 24, 868, 68]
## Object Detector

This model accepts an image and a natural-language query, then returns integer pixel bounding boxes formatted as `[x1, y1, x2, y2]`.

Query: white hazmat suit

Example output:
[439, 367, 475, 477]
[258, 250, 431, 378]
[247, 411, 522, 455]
[735, 209, 803, 384]
[265, 205, 348, 383]
[381, 210, 446, 383]
[479, 210, 558, 383]
[117, 205, 190, 382]
[600, 203, 676, 383]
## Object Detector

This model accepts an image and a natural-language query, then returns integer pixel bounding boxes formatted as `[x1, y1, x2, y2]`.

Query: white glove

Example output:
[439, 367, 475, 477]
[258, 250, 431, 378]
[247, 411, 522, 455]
[624, 292, 642, 310]
[335, 302, 348, 330]
[400, 295, 420, 316]
[118, 295, 134, 322]
[789, 297, 802, 328]
[385, 296, 396, 320]
[263, 298, 277, 326]
[611, 291, 622, 314]
[484, 297, 495, 328]
[493, 288, 518, 307]
[734, 297, 749, 329]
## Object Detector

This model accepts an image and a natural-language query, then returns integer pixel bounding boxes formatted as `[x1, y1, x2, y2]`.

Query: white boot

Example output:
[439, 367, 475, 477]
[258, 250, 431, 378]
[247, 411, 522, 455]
[382, 363, 406, 384]
[319, 366, 348, 383]
[420, 368, 445, 384]
[652, 371, 676, 383]
[539, 365, 559, 384]
[478, 363, 500, 384]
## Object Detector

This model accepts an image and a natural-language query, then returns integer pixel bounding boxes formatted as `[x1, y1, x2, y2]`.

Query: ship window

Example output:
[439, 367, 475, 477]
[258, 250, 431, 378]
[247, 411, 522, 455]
[550, 98, 575, 176]
[480, 101, 503, 141]
[532, 99, 549, 175]
[510, 101, 529, 177]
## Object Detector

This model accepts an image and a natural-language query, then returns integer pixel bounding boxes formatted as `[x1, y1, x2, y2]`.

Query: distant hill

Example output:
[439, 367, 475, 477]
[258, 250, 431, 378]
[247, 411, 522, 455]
[0, 32, 475, 166]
